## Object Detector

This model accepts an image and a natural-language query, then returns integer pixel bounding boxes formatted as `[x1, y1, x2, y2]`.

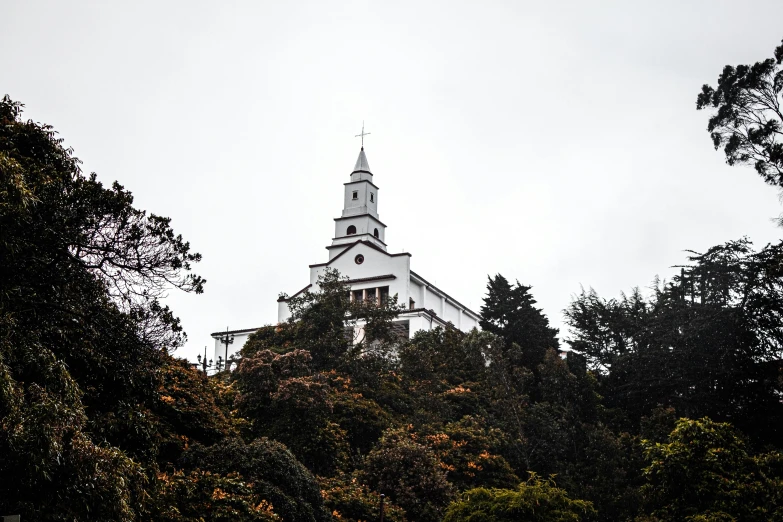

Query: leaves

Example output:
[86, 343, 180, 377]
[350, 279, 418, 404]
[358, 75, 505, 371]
[639, 418, 782, 522]
[696, 40, 783, 187]
[442, 475, 597, 522]
[360, 426, 454, 522]
[0, 95, 205, 519]
[565, 239, 783, 443]
[480, 274, 560, 370]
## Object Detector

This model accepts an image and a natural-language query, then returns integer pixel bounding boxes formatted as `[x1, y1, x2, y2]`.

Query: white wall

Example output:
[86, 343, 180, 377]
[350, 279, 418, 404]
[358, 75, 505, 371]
[407, 312, 436, 335]
[278, 243, 410, 322]
[342, 180, 379, 218]
[332, 215, 386, 246]
[211, 331, 251, 369]
[278, 299, 292, 322]
[410, 274, 481, 333]
[461, 315, 479, 330]
[278, 245, 481, 338]
[423, 285, 442, 311]
[312, 243, 410, 301]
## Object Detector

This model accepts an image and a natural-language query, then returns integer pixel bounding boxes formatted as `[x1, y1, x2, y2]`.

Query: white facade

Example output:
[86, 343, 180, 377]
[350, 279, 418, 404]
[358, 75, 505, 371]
[277, 147, 480, 339]
[210, 328, 254, 369]
[212, 146, 481, 361]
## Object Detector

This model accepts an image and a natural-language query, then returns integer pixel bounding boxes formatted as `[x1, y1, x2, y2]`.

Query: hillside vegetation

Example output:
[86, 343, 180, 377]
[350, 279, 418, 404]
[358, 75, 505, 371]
[2, 38, 783, 522]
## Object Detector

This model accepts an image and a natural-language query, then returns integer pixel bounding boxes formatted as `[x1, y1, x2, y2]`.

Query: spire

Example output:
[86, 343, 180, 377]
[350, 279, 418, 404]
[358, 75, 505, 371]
[353, 148, 372, 174]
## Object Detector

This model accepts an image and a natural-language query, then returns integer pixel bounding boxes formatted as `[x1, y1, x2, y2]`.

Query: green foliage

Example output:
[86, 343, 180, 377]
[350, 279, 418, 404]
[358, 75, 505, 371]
[397, 328, 494, 425]
[640, 407, 678, 443]
[0, 95, 203, 519]
[400, 327, 487, 385]
[565, 239, 783, 443]
[0, 353, 148, 519]
[180, 437, 331, 522]
[233, 348, 350, 475]
[283, 268, 404, 370]
[327, 372, 395, 455]
[6, 85, 783, 522]
[154, 470, 280, 521]
[242, 324, 297, 356]
[320, 474, 407, 522]
[360, 426, 454, 522]
[697, 39, 783, 187]
[442, 475, 597, 522]
[480, 274, 560, 369]
[153, 357, 236, 463]
[423, 416, 519, 491]
[639, 418, 783, 521]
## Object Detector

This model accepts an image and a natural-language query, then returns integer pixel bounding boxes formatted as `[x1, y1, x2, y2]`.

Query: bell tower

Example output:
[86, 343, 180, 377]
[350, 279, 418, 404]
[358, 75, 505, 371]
[328, 146, 388, 259]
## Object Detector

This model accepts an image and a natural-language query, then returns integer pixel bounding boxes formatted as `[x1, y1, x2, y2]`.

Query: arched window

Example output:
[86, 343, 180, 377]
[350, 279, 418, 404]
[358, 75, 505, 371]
[347, 225, 356, 235]
[373, 228, 379, 238]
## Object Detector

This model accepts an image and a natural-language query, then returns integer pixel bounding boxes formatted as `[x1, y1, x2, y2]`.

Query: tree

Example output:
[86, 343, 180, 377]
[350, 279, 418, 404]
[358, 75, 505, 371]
[0, 96, 205, 518]
[327, 373, 395, 456]
[152, 357, 236, 464]
[400, 327, 488, 386]
[422, 416, 520, 491]
[179, 438, 332, 522]
[320, 475, 407, 522]
[0, 345, 148, 519]
[480, 274, 559, 369]
[697, 39, 783, 187]
[564, 239, 783, 443]
[396, 328, 493, 425]
[233, 348, 350, 476]
[442, 475, 596, 522]
[283, 268, 403, 370]
[154, 470, 280, 521]
[360, 426, 454, 522]
[639, 418, 783, 521]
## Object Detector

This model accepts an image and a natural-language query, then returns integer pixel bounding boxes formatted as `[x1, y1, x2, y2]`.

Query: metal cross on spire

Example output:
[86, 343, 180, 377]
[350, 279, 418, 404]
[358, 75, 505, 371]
[355, 121, 370, 148]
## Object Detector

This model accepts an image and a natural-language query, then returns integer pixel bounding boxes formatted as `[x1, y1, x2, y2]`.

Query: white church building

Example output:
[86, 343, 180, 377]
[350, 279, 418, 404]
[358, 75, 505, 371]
[211, 146, 480, 364]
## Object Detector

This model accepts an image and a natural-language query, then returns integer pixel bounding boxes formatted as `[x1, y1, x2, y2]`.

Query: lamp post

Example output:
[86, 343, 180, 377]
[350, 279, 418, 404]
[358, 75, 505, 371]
[218, 327, 234, 372]
[379, 494, 385, 522]
[196, 346, 223, 375]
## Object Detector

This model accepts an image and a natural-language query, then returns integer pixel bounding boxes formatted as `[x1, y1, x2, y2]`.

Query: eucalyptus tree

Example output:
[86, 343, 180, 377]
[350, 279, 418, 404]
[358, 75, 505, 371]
[697, 38, 783, 187]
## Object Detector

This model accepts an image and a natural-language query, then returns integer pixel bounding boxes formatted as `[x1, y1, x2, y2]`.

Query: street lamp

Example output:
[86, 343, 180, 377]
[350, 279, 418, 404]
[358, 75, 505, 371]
[218, 326, 234, 372]
[196, 346, 223, 375]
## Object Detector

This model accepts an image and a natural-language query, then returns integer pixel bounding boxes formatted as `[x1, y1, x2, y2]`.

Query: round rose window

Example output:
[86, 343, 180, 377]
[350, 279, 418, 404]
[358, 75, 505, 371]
[355, 254, 364, 265]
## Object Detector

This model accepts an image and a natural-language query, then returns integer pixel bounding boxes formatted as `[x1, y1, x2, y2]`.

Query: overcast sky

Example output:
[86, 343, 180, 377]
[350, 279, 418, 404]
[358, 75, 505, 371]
[4, 1, 783, 362]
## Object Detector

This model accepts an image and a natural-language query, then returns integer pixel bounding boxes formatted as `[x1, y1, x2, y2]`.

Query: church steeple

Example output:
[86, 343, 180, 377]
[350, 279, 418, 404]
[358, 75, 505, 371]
[327, 147, 387, 259]
[353, 148, 371, 174]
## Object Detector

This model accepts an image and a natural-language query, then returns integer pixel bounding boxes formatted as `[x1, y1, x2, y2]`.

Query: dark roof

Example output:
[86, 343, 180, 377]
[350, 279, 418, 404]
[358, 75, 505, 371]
[345, 179, 379, 190]
[407, 307, 437, 316]
[334, 215, 387, 227]
[358, 239, 411, 258]
[345, 274, 396, 284]
[210, 327, 262, 337]
[310, 240, 410, 268]
[277, 283, 312, 302]
[410, 270, 480, 319]
[331, 233, 387, 247]
[217, 307, 463, 339]
[404, 308, 453, 328]
[277, 275, 397, 302]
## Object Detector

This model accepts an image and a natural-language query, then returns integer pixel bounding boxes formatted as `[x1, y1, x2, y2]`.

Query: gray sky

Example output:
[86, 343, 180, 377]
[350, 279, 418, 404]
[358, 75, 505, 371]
[4, 1, 783, 362]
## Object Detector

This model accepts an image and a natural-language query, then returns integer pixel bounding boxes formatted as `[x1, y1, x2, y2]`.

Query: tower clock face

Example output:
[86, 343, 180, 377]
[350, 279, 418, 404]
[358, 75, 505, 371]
[355, 254, 364, 265]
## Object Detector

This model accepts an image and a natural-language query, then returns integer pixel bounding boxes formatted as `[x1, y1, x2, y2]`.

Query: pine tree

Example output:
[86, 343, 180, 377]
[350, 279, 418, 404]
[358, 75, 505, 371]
[480, 275, 559, 369]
